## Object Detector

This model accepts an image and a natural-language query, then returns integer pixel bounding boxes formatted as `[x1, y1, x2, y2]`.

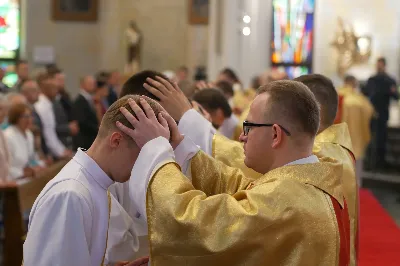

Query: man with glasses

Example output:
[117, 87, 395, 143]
[118, 80, 350, 265]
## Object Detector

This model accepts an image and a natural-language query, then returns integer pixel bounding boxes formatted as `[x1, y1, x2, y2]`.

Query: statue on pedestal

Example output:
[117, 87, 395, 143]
[125, 21, 142, 75]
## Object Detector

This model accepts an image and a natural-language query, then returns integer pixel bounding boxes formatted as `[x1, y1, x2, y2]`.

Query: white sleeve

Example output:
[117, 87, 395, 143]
[129, 137, 174, 222]
[174, 136, 200, 176]
[35, 103, 66, 157]
[178, 109, 216, 156]
[23, 190, 92, 266]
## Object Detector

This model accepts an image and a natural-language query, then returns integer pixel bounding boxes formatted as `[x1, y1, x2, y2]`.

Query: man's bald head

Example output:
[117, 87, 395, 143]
[294, 74, 337, 132]
[258, 80, 320, 140]
[98, 95, 163, 140]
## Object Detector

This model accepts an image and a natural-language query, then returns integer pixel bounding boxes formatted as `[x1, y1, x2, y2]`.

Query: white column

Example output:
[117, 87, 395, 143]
[208, 0, 273, 87]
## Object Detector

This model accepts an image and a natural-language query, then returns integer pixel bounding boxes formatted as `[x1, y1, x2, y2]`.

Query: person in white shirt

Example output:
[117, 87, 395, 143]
[4, 103, 45, 179]
[24, 95, 153, 266]
[192, 88, 239, 140]
[34, 72, 74, 160]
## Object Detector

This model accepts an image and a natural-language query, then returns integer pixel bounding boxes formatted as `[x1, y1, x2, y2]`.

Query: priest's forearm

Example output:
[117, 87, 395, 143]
[190, 151, 251, 195]
[147, 163, 269, 261]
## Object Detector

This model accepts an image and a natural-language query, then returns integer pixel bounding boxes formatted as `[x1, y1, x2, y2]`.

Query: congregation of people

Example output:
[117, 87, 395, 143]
[0, 55, 398, 265]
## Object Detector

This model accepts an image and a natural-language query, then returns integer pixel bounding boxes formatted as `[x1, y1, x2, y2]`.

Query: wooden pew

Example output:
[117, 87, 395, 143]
[0, 160, 67, 266]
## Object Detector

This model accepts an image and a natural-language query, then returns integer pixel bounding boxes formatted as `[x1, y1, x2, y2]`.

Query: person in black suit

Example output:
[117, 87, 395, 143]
[107, 71, 120, 106]
[49, 68, 75, 122]
[365, 57, 399, 169]
[72, 75, 98, 150]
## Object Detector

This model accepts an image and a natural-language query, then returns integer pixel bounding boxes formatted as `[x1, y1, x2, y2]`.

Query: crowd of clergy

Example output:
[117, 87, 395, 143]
[0, 56, 397, 265]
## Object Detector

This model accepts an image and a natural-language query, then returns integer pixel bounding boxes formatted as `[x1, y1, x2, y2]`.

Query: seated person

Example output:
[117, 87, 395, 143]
[4, 103, 45, 179]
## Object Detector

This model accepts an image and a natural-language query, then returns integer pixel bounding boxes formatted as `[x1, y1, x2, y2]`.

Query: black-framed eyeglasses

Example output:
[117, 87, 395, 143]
[243, 121, 291, 136]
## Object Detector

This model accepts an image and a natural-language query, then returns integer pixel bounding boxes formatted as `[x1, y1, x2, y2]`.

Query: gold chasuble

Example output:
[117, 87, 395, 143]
[146, 152, 350, 266]
[338, 87, 374, 159]
[313, 123, 358, 266]
[212, 124, 357, 265]
[212, 134, 261, 180]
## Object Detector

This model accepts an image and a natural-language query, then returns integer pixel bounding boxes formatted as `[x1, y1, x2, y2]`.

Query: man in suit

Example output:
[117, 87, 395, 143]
[107, 71, 120, 107]
[73, 75, 98, 150]
[34, 72, 74, 160]
[365, 57, 399, 169]
[21, 79, 50, 156]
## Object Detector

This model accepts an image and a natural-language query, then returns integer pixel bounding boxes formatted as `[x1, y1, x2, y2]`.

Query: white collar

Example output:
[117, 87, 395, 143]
[285, 155, 319, 166]
[73, 149, 114, 190]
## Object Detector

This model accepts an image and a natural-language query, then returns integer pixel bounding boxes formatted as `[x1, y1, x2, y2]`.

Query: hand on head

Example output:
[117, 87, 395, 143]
[116, 97, 183, 149]
[143, 76, 192, 121]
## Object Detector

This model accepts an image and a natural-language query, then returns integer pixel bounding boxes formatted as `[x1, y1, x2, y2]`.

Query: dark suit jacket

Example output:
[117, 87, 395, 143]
[59, 91, 74, 121]
[72, 94, 99, 150]
[53, 100, 72, 148]
[107, 86, 118, 106]
[365, 73, 399, 121]
[31, 108, 50, 156]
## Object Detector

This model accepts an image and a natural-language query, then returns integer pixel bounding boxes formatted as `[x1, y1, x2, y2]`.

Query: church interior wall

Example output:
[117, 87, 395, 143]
[21, 0, 207, 96]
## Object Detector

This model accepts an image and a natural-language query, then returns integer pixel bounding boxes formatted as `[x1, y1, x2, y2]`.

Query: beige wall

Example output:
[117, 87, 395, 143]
[22, 0, 209, 96]
[23, 0, 102, 94]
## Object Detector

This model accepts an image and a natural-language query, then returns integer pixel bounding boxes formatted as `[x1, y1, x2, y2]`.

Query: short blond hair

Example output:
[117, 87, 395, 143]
[258, 80, 320, 137]
[98, 95, 163, 138]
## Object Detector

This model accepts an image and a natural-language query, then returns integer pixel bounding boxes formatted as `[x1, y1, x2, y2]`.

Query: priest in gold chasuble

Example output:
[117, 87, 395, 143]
[118, 81, 350, 266]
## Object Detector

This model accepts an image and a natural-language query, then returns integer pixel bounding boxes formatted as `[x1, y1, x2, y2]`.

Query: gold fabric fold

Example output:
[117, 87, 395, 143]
[212, 134, 262, 180]
[146, 159, 343, 266]
[338, 87, 374, 159]
[314, 123, 358, 266]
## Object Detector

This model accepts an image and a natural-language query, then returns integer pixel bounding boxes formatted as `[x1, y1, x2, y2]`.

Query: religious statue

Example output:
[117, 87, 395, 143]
[331, 17, 372, 76]
[125, 21, 142, 74]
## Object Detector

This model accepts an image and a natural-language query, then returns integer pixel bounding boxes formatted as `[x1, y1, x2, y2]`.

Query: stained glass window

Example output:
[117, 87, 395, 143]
[271, 0, 315, 77]
[0, 60, 17, 87]
[0, 0, 20, 59]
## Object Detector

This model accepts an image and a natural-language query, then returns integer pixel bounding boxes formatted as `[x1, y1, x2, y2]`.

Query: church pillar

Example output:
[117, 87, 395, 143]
[208, 0, 272, 87]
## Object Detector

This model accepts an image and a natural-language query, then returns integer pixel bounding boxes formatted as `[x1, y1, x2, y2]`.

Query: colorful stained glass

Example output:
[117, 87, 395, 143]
[271, 0, 315, 65]
[0, 0, 20, 59]
[272, 65, 310, 79]
[0, 60, 17, 87]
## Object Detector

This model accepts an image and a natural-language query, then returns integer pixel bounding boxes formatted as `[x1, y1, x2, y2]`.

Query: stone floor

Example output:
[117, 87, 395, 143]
[362, 176, 400, 226]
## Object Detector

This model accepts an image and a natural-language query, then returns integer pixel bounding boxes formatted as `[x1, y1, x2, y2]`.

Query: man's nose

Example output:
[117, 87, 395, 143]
[239, 132, 247, 143]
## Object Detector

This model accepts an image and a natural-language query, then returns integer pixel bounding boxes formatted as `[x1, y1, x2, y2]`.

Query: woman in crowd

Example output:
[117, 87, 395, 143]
[4, 103, 45, 179]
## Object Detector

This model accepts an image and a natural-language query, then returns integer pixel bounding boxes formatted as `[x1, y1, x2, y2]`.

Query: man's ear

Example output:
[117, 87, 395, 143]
[109, 132, 123, 148]
[271, 124, 283, 149]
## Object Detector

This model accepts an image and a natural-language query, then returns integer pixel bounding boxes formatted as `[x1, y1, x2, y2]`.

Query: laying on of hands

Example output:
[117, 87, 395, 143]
[143, 76, 192, 121]
[115, 97, 184, 149]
